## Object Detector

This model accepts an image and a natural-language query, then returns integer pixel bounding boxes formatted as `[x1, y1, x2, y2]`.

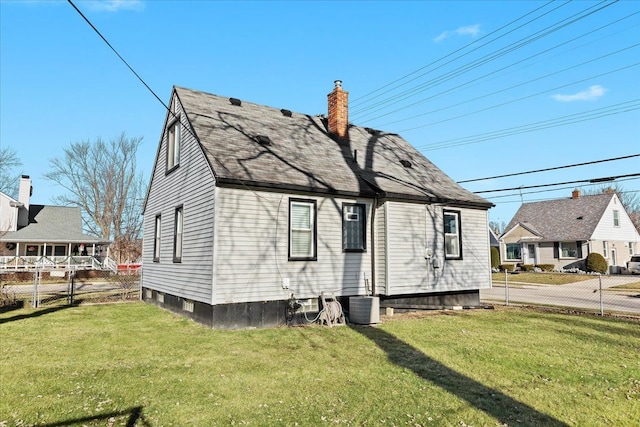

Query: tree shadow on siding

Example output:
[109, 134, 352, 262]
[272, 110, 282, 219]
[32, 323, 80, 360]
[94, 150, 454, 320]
[351, 325, 568, 426]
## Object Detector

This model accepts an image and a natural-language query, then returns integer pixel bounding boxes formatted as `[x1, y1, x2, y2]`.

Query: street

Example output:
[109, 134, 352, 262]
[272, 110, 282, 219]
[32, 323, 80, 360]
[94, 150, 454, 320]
[481, 276, 640, 314]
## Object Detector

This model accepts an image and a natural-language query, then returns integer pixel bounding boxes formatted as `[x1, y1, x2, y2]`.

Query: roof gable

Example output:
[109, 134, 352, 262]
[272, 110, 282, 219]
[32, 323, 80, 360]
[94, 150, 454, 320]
[0, 205, 107, 243]
[503, 193, 613, 241]
[173, 86, 492, 208]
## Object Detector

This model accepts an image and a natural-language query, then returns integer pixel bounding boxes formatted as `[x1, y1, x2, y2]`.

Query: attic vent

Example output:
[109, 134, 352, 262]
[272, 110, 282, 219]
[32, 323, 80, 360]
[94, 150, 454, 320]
[400, 159, 412, 168]
[577, 216, 584, 220]
[229, 97, 242, 106]
[365, 127, 380, 135]
[256, 135, 272, 145]
[280, 109, 292, 117]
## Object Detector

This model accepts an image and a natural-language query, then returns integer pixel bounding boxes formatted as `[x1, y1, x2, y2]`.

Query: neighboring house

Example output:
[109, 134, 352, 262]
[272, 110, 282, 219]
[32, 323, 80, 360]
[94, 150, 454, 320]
[0, 175, 111, 270]
[489, 228, 500, 249]
[499, 189, 640, 272]
[141, 81, 494, 329]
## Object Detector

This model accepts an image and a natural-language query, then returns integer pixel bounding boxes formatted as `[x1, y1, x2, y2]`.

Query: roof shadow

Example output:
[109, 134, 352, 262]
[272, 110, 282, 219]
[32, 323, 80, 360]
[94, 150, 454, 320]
[351, 325, 568, 426]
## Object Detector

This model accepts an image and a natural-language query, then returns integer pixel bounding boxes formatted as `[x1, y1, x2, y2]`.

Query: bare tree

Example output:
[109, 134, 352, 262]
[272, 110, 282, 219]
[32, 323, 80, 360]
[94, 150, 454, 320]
[583, 183, 640, 233]
[44, 133, 147, 262]
[0, 146, 22, 198]
[489, 220, 506, 235]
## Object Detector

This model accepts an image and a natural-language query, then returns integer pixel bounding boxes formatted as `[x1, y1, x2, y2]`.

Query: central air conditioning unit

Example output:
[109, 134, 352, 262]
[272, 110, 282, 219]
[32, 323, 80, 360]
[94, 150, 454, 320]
[349, 296, 380, 325]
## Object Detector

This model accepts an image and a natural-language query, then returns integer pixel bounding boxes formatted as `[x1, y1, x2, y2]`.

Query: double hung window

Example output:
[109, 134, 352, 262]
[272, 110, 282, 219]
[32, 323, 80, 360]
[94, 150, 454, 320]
[153, 215, 161, 262]
[167, 120, 181, 171]
[444, 210, 462, 259]
[289, 199, 317, 260]
[174, 206, 183, 262]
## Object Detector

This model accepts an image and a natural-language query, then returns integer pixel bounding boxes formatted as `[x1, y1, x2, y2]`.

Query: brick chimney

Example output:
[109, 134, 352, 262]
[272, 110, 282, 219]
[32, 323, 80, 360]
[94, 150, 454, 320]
[571, 189, 581, 199]
[327, 80, 349, 140]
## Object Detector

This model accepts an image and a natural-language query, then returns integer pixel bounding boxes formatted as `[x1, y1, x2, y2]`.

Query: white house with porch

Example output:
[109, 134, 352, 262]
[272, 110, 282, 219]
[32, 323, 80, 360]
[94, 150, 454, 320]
[0, 175, 112, 271]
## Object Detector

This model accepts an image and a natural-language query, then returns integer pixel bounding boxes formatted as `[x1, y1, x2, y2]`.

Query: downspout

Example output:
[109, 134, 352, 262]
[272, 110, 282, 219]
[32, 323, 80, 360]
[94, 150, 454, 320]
[370, 195, 377, 296]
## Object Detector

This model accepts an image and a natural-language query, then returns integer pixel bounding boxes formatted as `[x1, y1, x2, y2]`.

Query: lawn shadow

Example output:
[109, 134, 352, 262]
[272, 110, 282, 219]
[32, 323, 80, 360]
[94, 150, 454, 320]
[351, 325, 568, 426]
[0, 305, 74, 325]
[41, 406, 150, 427]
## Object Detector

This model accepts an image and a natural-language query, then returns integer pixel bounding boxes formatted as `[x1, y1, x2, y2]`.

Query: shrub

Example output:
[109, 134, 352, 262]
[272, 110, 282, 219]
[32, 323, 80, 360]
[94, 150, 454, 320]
[499, 264, 515, 272]
[520, 264, 536, 272]
[536, 264, 555, 272]
[490, 247, 500, 269]
[585, 252, 608, 274]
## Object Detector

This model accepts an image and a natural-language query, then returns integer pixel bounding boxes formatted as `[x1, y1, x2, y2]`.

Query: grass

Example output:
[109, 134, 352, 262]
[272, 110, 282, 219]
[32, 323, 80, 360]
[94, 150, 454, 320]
[491, 272, 592, 285]
[608, 281, 640, 291]
[1, 304, 639, 426]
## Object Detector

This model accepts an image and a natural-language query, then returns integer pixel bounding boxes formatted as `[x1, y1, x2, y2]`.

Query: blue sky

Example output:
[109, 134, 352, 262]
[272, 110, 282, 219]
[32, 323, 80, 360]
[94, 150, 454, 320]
[1, 0, 639, 227]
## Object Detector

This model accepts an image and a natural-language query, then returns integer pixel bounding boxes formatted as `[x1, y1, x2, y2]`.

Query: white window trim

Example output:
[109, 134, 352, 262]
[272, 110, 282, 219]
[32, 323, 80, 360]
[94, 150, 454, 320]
[505, 243, 522, 261]
[444, 210, 462, 260]
[289, 199, 317, 261]
[167, 120, 181, 170]
[153, 214, 161, 262]
[559, 241, 579, 259]
[173, 206, 183, 262]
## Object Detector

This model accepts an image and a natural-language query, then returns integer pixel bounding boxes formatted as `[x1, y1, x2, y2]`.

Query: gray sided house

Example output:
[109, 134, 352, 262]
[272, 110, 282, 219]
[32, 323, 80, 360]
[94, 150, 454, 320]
[500, 189, 640, 272]
[141, 82, 494, 328]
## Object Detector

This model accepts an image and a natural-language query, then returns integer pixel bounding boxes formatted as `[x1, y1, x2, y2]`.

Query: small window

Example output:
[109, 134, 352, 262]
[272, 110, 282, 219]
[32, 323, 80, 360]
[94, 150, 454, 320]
[613, 210, 620, 227]
[343, 203, 366, 252]
[153, 214, 161, 262]
[167, 120, 181, 171]
[506, 243, 521, 261]
[444, 210, 462, 259]
[289, 199, 317, 261]
[560, 241, 578, 258]
[603, 241, 608, 258]
[630, 242, 635, 256]
[182, 299, 194, 313]
[173, 206, 184, 262]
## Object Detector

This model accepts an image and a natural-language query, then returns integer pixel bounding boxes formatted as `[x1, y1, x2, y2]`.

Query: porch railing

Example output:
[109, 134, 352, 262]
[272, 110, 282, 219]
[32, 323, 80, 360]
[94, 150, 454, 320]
[0, 255, 109, 271]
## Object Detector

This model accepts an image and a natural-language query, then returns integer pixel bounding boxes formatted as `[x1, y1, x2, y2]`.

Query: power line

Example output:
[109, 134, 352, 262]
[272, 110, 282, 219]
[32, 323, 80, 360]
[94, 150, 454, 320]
[485, 176, 640, 201]
[396, 61, 640, 133]
[458, 153, 640, 184]
[371, 14, 640, 128]
[419, 99, 640, 151]
[352, 0, 619, 119]
[67, 0, 169, 113]
[475, 173, 640, 194]
[350, 0, 560, 107]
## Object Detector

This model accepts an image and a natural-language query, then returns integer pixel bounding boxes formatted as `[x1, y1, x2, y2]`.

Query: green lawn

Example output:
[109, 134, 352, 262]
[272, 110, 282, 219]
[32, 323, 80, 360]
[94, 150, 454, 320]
[1, 303, 639, 426]
[492, 272, 592, 285]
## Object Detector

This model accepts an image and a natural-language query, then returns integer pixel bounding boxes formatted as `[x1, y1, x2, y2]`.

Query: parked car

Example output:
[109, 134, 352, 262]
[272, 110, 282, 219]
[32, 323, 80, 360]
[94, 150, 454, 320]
[627, 255, 640, 274]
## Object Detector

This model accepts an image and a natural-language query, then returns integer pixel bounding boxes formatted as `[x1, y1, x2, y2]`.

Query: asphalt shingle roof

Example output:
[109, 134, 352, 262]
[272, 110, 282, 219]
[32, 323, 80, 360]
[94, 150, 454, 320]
[503, 193, 613, 241]
[175, 86, 492, 208]
[0, 205, 107, 244]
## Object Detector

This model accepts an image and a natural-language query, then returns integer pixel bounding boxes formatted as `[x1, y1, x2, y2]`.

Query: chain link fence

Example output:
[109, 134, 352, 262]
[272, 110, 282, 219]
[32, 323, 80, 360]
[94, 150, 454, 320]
[0, 266, 140, 310]
[482, 271, 640, 316]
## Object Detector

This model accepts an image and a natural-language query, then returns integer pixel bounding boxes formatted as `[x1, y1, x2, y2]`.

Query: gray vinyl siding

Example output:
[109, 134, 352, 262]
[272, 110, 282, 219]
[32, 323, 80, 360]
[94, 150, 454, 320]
[385, 201, 491, 295]
[142, 94, 215, 303]
[213, 187, 373, 304]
